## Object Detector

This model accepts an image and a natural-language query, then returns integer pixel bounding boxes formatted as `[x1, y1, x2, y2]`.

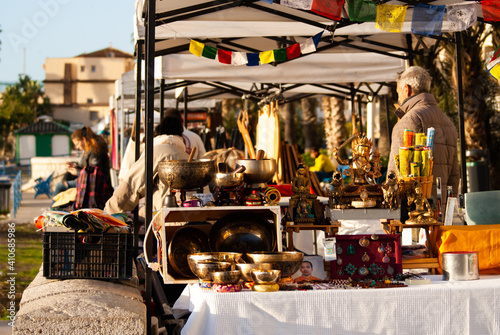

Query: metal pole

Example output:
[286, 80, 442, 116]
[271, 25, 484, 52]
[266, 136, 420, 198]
[184, 87, 188, 128]
[160, 78, 165, 121]
[350, 84, 356, 135]
[385, 95, 392, 146]
[357, 95, 363, 134]
[406, 34, 414, 66]
[144, 0, 156, 333]
[454, 32, 467, 196]
[133, 40, 143, 259]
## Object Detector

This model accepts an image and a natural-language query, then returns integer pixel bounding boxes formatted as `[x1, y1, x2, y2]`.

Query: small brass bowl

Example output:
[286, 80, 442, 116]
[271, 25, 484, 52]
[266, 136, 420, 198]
[236, 263, 273, 282]
[251, 269, 281, 285]
[192, 261, 232, 281]
[188, 252, 243, 275]
[246, 251, 303, 277]
[211, 270, 242, 285]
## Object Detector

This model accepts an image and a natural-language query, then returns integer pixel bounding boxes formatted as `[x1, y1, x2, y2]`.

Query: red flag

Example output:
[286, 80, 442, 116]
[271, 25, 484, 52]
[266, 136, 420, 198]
[482, 0, 500, 22]
[286, 44, 301, 60]
[218, 49, 232, 64]
[311, 0, 345, 21]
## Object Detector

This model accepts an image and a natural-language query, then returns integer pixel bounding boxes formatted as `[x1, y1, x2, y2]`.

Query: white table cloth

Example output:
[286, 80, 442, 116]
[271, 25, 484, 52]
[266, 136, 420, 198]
[173, 275, 500, 335]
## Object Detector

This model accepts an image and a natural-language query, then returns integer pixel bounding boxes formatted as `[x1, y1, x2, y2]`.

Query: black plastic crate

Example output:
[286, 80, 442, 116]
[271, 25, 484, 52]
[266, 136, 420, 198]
[43, 232, 133, 280]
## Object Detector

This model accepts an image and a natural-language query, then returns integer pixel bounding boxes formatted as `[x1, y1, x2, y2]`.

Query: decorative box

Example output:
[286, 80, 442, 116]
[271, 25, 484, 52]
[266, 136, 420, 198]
[330, 234, 402, 280]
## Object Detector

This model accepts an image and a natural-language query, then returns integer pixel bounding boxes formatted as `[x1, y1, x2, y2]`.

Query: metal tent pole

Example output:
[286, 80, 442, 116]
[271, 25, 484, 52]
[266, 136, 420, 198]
[144, 0, 156, 333]
[160, 78, 165, 121]
[454, 32, 467, 196]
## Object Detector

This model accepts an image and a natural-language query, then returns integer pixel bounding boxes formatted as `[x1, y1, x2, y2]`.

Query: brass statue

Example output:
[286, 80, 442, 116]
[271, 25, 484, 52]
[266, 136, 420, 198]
[290, 164, 318, 224]
[328, 171, 345, 208]
[330, 132, 384, 208]
[406, 181, 436, 224]
[381, 170, 399, 210]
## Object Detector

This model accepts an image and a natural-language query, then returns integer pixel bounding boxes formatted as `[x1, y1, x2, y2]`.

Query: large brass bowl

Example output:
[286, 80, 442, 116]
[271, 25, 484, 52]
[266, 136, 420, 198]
[211, 172, 245, 188]
[246, 251, 304, 277]
[211, 270, 242, 284]
[192, 261, 232, 281]
[236, 263, 273, 282]
[235, 159, 276, 184]
[158, 159, 216, 190]
[187, 252, 243, 276]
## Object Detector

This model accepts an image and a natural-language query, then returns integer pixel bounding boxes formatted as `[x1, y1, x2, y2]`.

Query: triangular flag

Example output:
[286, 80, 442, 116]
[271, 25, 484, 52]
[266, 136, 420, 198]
[482, 0, 500, 22]
[274, 48, 287, 62]
[232, 52, 248, 66]
[189, 40, 204, 57]
[246, 53, 260, 66]
[300, 37, 316, 54]
[202, 45, 217, 60]
[260, 50, 275, 64]
[286, 44, 301, 60]
[447, 3, 477, 32]
[486, 45, 500, 80]
[312, 31, 323, 48]
[217, 49, 232, 64]
[375, 4, 407, 32]
[282, 0, 313, 10]
[348, 0, 376, 22]
[411, 4, 445, 36]
[311, 0, 345, 21]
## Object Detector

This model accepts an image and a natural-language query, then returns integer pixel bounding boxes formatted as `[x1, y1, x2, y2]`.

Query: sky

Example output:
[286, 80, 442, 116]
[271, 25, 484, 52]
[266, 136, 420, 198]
[0, 0, 136, 86]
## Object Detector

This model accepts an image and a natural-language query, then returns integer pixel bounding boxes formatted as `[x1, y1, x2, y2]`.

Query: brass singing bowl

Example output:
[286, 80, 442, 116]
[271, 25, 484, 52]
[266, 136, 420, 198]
[188, 252, 243, 276]
[251, 269, 281, 285]
[235, 159, 276, 184]
[210, 172, 245, 188]
[236, 263, 273, 282]
[211, 270, 242, 284]
[192, 261, 232, 281]
[158, 159, 216, 190]
[246, 251, 304, 277]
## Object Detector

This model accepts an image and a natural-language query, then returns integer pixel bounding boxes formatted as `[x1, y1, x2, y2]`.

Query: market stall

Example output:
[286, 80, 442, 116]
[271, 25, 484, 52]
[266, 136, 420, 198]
[134, 1, 490, 333]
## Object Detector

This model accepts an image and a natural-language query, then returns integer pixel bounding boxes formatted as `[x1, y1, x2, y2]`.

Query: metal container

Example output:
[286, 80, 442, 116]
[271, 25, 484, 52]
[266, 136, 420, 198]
[442, 251, 479, 281]
[158, 159, 216, 190]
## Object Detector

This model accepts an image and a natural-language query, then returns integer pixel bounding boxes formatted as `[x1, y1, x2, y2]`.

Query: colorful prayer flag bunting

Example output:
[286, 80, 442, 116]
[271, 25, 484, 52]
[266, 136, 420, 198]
[447, 3, 477, 32]
[347, 0, 376, 22]
[411, 4, 445, 36]
[486, 45, 500, 80]
[311, 0, 345, 21]
[187, 31, 323, 66]
[375, 4, 407, 32]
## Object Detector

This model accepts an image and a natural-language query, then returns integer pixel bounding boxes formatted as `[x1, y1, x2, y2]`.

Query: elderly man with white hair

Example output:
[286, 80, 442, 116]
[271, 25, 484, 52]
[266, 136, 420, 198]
[387, 66, 460, 213]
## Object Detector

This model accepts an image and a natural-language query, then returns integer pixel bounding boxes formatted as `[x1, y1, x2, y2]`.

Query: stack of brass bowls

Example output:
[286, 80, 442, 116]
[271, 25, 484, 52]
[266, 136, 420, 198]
[191, 261, 232, 282]
[188, 252, 242, 288]
[246, 251, 304, 285]
[251, 269, 281, 292]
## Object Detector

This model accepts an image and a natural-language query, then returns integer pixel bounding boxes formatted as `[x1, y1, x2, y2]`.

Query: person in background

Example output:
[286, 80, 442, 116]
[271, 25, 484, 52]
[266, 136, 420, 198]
[309, 146, 337, 181]
[387, 66, 459, 212]
[118, 108, 206, 181]
[294, 261, 322, 283]
[104, 115, 189, 216]
[53, 127, 111, 201]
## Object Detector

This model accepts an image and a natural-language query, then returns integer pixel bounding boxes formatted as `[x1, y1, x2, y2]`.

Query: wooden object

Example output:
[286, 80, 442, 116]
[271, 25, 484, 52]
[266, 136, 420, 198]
[284, 223, 340, 251]
[384, 219, 443, 274]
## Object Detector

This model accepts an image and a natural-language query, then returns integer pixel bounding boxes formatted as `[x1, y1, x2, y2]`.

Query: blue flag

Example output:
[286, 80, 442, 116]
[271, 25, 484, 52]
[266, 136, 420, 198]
[411, 4, 445, 36]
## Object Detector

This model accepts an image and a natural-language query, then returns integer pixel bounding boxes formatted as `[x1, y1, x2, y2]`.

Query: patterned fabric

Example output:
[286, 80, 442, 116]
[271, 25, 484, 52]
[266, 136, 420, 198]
[74, 165, 113, 210]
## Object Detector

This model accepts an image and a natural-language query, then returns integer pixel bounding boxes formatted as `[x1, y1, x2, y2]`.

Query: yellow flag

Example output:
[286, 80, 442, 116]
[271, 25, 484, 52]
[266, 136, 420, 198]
[259, 50, 275, 64]
[189, 40, 204, 57]
[376, 4, 407, 32]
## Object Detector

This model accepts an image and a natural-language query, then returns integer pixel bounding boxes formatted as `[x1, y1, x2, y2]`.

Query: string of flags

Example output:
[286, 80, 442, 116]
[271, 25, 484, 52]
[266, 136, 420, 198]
[189, 31, 323, 66]
[487, 45, 500, 80]
[187, 0, 496, 66]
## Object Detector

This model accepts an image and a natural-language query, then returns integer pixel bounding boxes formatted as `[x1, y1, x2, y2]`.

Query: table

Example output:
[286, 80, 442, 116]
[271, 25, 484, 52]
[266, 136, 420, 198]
[173, 275, 500, 335]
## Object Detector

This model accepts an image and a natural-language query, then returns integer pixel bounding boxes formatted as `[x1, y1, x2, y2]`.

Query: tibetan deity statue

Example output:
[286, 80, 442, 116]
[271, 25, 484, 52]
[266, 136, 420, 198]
[329, 132, 385, 209]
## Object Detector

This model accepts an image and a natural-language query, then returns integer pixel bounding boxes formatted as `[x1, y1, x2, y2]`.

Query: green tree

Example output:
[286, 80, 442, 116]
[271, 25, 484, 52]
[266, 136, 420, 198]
[0, 75, 52, 158]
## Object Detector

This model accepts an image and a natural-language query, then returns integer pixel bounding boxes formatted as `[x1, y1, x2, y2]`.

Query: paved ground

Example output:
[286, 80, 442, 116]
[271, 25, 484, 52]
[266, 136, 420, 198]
[0, 190, 52, 335]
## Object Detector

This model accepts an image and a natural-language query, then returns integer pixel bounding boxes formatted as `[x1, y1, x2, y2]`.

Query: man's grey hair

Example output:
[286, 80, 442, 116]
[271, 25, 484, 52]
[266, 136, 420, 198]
[397, 66, 432, 95]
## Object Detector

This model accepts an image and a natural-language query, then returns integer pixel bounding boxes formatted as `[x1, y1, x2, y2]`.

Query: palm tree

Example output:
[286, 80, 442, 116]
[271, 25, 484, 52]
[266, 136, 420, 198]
[301, 98, 317, 152]
[322, 96, 348, 162]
